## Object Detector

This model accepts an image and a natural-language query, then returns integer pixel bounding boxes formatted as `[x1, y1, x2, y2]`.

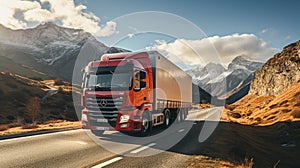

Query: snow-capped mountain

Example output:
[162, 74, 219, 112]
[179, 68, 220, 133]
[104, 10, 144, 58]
[0, 22, 128, 81]
[187, 56, 264, 103]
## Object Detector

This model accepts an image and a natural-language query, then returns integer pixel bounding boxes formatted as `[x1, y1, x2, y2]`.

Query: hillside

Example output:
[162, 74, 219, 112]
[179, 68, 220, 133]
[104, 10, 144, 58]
[223, 81, 300, 125]
[0, 72, 78, 125]
[0, 23, 128, 82]
[0, 56, 51, 80]
[223, 40, 300, 125]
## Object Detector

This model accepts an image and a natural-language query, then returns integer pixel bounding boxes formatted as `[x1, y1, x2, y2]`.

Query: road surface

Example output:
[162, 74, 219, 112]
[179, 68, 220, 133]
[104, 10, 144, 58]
[0, 107, 222, 168]
[42, 84, 58, 101]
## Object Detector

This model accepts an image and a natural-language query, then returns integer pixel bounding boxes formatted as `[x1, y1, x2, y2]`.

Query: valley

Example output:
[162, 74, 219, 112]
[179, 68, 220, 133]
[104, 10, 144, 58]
[0, 22, 299, 167]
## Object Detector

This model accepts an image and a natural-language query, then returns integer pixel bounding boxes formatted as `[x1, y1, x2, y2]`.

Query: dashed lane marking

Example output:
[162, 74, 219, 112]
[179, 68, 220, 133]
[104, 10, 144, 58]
[178, 129, 185, 133]
[130, 143, 156, 154]
[92, 157, 123, 168]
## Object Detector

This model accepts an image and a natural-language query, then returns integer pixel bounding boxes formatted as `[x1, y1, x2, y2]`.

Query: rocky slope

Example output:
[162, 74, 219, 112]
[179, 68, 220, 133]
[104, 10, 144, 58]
[250, 40, 300, 96]
[0, 23, 128, 81]
[223, 40, 300, 125]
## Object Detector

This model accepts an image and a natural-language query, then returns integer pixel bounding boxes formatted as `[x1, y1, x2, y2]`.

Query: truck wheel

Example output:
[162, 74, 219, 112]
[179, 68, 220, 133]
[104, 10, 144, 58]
[177, 109, 184, 122]
[91, 130, 104, 136]
[164, 109, 171, 128]
[141, 110, 152, 136]
[184, 109, 188, 119]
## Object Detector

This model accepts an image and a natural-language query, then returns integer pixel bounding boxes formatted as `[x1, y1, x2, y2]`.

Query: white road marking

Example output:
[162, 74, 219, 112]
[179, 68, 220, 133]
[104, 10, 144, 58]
[0, 129, 83, 143]
[103, 131, 119, 135]
[178, 129, 185, 133]
[130, 143, 156, 154]
[92, 157, 123, 168]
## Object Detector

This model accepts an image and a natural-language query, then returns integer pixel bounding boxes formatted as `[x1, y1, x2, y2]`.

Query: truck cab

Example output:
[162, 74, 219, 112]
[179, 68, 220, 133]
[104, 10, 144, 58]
[81, 51, 192, 135]
[81, 52, 153, 134]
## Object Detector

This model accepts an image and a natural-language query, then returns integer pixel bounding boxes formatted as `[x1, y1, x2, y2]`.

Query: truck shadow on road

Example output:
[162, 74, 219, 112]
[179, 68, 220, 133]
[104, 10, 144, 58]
[95, 121, 300, 167]
[169, 121, 300, 168]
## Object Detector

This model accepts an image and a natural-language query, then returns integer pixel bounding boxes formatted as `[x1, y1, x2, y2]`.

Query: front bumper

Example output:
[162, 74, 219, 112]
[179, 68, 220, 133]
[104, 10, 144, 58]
[81, 108, 142, 132]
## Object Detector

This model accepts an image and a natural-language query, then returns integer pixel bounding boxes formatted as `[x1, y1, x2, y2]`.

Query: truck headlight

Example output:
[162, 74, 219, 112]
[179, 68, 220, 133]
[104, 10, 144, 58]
[119, 114, 130, 123]
[120, 123, 129, 128]
[82, 114, 88, 122]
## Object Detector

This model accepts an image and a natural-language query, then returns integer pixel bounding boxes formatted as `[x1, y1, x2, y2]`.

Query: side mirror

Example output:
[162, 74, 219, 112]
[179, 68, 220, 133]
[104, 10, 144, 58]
[140, 71, 146, 79]
[140, 81, 146, 88]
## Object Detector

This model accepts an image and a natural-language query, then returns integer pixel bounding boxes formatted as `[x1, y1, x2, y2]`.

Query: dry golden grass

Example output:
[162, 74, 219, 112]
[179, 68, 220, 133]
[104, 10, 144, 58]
[0, 120, 81, 136]
[186, 155, 254, 168]
[21, 124, 39, 129]
[198, 104, 211, 109]
[223, 82, 300, 126]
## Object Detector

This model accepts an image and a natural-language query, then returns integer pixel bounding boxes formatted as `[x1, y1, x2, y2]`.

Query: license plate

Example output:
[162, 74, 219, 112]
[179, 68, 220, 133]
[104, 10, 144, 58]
[96, 126, 110, 131]
[96, 118, 108, 123]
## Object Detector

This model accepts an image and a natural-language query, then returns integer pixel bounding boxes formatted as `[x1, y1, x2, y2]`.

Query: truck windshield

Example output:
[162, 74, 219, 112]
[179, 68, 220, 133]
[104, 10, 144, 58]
[86, 65, 133, 91]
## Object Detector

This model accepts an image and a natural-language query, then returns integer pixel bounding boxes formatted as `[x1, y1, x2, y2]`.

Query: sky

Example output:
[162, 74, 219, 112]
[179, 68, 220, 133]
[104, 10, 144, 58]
[0, 0, 299, 68]
[89, 0, 299, 49]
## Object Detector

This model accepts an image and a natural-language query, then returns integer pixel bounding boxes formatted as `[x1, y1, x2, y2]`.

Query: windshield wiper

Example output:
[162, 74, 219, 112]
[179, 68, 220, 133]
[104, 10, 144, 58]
[87, 84, 110, 91]
[87, 84, 127, 91]
[110, 84, 123, 87]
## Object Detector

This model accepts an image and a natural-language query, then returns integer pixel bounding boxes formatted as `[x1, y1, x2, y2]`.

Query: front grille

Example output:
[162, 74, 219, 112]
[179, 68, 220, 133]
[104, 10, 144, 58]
[86, 97, 123, 127]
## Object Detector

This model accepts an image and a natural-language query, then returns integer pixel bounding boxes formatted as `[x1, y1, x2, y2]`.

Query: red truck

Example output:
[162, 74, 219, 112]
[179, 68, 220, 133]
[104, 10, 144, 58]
[81, 51, 192, 135]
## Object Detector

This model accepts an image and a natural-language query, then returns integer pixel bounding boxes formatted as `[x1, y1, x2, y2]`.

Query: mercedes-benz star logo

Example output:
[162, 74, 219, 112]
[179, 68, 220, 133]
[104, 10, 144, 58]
[99, 99, 108, 107]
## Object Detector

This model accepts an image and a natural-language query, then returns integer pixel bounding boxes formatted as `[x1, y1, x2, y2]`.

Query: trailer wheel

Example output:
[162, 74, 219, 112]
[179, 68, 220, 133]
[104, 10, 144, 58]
[177, 109, 185, 122]
[141, 110, 152, 136]
[164, 109, 171, 128]
[184, 109, 189, 119]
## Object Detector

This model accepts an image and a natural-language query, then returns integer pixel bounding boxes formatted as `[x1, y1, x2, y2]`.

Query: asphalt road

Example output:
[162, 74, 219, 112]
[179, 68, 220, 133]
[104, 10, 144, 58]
[0, 107, 222, 168]
[0, 130, 116, 168]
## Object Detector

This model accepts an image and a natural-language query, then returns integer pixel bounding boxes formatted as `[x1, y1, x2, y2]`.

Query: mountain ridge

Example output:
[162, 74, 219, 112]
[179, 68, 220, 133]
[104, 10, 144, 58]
[0, 22, 128, 81]
[187, 56, 264, 103]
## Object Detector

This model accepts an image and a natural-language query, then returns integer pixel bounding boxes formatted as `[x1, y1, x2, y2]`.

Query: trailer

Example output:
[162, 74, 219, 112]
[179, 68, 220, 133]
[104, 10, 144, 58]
[81, 51, 192, 135]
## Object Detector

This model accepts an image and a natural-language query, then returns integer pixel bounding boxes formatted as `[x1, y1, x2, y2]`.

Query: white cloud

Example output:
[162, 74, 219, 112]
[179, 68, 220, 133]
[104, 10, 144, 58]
[24, 8, 54, 22]
[148, 34, 276, 67]
[127, 33, 135, 38]
[0, 0, 41, 29]
[285, 35, 291, 41]
[260, 28, 269, 34]
[0, 0, 116, 37]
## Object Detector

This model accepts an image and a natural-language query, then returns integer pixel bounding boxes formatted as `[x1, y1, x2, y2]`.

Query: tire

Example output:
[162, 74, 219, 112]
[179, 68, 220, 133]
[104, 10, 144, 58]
[140, 110, 152, 136]
[164, 109, 171, 128]
[177, 109, 184, 123]
[184, 109, 188, 120]
[91, 130, 105, 136]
